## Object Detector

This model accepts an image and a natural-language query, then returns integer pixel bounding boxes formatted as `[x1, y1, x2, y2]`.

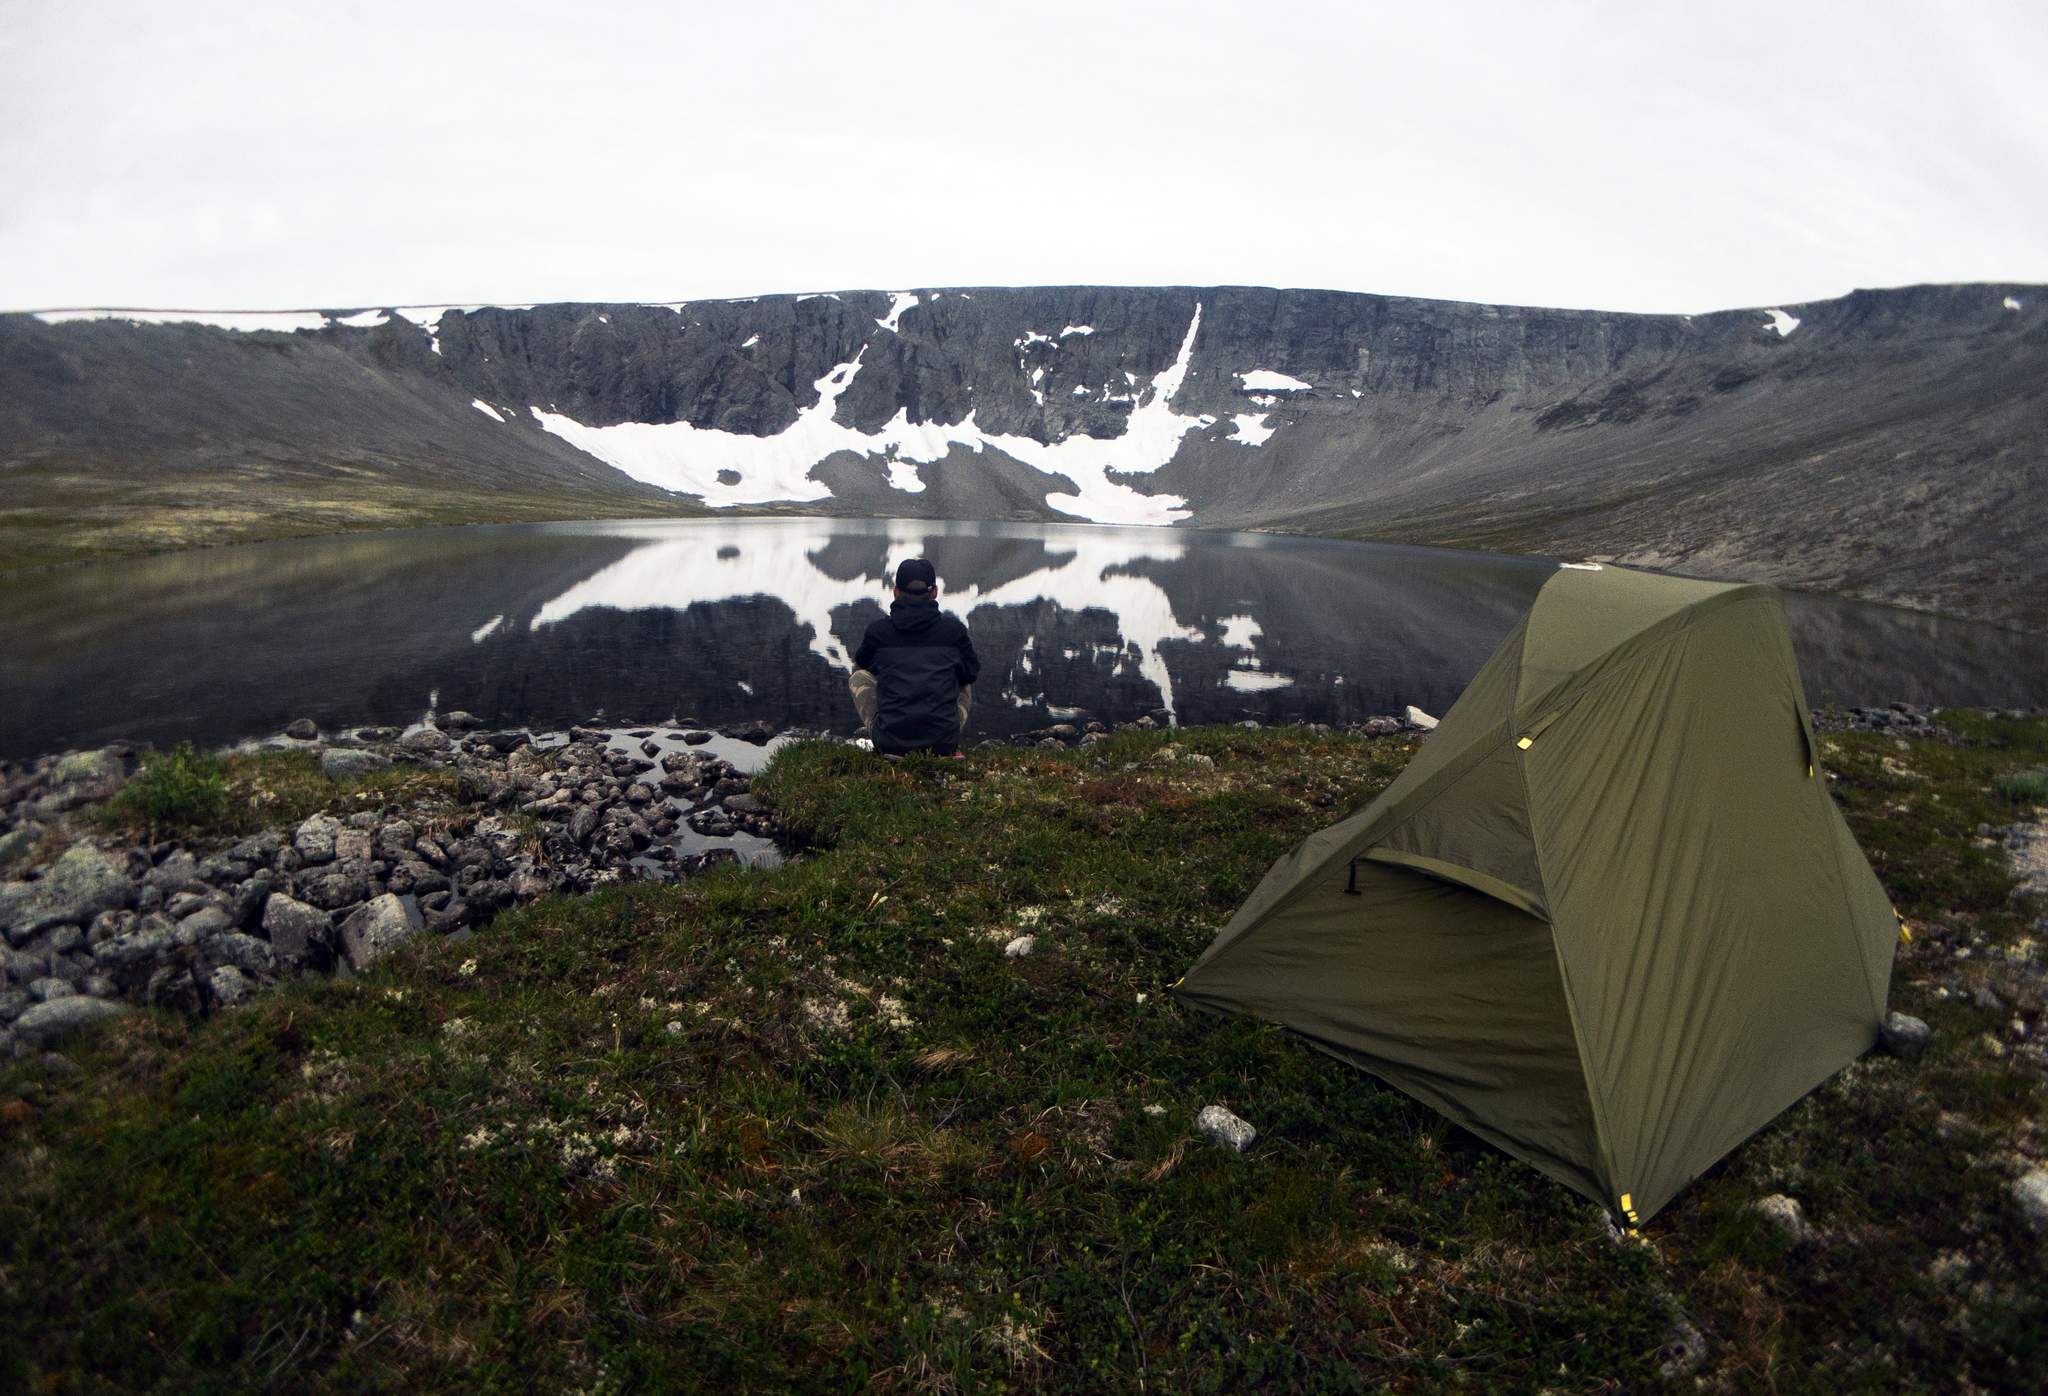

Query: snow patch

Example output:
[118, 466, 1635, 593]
[1016, 331, 1056, 349]
[876, 292, 919, 333]
[1217, 615, 1261, 648]
[470, 615, 504, 643]
[1072, 384, 1090, 397]
[884, 458, 925, 493]
[1237, 369, 1312, 392]
[1763, 308, 1800, 336]
[1229, 413, 1275, 446]
[471, 399, 506, 423]
[1226, 669, 1294, 693]
[741, 333, 761, 348]
[333, 308, 390, 328]
[2006, 296, 2025, 311]
[1061, 324, 1094, 337]
[32, 308, 329, 333]
[796, 293, 840, 302]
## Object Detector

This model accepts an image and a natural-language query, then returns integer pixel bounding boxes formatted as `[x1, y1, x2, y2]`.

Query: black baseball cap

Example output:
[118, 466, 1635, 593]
[895, 558, 937, 593]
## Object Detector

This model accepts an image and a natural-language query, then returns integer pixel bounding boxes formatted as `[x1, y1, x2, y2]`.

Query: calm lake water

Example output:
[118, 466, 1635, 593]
[3, 518, 2043, 761]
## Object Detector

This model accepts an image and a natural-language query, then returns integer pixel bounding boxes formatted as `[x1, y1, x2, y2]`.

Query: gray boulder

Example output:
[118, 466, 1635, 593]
[724, 792, 767, 816]
[93, 923, 175, 983]
[260, 894, 331, 961]
[28, 977, 76, 1002]
[208, 965, 254, 1006]
[13, 994, 129, 1045]
[375, 820, 417, 860]
[284, 718, 319, 740]
[294, 814, 341, 865]
[210, 932, 278, 979]
[224, 829, 285, 863]
[322, 748, 391, 781]
[397, 727, 453, 755]
[1, 845, 136, 946]
[145, 850, 203, 893]
[299, 862, 369, 911]
[174, 906, 232, 944]
[1881, 1012, 1932, 1057]
[339, 893, 422, 971]
[1197, 1104, 1257, 1153]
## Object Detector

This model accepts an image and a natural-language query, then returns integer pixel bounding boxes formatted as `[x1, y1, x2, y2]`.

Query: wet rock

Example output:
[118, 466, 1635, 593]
[1882, 1012, 1932, 1057]
[260, 894, 332, 961]
[725, 720, 776, 745]
[479, 731, 530, 754]
[624, 783, 654, 806]
[679, 849, 740, 877]
[13, 994, 128, 1046]
[437, 711, 483, 731]
[1197, 1104, 1257, 1153]
[682, 730, 713, 745]
[284, 718, 319, 740]
[1752, 1194, 1809, 1241]
[321, 748, 391, 781]
[339, 893, 422, 971]
[725, 793, 767, 817]
[1, 845, 135, 946]
[397, 727, 453, 755]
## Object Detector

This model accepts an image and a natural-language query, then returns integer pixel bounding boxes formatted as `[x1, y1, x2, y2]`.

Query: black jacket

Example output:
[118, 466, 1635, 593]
[854, 599, 981, 752]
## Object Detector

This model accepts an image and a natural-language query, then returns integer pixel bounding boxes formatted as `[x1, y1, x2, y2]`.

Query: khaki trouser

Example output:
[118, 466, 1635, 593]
[849, 670, 971, 742]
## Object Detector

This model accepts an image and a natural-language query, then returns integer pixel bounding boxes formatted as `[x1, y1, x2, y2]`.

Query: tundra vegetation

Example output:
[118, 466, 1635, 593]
[3, 716, 2044, 1393]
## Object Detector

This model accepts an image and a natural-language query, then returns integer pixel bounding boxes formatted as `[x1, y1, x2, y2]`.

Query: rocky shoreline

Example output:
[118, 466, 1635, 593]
[3, 700, 2033, 1059]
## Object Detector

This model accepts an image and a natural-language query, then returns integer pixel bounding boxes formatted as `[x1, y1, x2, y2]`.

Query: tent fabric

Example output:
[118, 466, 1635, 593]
[1174, 567, 1898, 1223]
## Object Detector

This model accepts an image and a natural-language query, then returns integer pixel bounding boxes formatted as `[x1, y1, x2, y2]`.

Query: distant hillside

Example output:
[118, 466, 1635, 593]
[3, 283, 2042, 629]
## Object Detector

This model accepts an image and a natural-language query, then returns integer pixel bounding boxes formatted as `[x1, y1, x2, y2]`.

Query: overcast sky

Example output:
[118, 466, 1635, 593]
[3, 0, 2043, 316]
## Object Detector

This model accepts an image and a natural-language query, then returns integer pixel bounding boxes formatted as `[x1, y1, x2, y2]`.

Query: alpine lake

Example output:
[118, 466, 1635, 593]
[4, 517, 2044, 766]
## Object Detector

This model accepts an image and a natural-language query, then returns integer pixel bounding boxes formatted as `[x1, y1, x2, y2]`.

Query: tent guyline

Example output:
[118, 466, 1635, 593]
[1175, 566, 1899, 1225]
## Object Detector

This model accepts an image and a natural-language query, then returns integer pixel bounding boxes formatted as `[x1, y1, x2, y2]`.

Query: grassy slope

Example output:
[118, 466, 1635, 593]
[3, 720, 2044, 1393]
[0, 457, 704, 575]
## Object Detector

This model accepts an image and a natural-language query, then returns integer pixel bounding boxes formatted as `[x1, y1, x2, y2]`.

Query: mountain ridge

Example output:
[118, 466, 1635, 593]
[4, 282, 2042, 630]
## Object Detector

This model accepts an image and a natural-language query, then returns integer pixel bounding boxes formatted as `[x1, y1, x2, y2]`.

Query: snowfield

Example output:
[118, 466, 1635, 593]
[529, 307, 1225, 526]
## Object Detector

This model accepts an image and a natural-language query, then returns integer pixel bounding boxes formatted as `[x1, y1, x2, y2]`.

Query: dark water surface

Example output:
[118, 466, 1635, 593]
[3, 518, 2043, 760]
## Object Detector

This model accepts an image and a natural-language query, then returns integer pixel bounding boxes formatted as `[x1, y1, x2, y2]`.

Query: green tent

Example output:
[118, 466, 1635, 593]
[1173, 567, 1898, 1225]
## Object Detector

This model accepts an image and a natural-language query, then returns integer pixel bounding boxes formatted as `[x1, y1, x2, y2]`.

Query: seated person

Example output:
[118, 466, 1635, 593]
[848, 559, 979, 758]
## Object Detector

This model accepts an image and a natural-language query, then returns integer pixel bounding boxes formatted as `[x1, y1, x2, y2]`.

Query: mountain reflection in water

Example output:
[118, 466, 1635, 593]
[2, 518, 2042, 760]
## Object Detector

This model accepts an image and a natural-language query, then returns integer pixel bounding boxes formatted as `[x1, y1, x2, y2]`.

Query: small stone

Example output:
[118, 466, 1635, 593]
[12, 994, 128, 1046]
[0, 827, 39, 878]
[1003, 935, 1036, 959]
[1405, 706, 1440, 730]
[1973, 986, 2003, 1010]
[212, 932, 277, 979]
[1881, 1012, 1932, 1057]
[284, 718, 319, 740]
[1197, 1104, 1257, 1153]
[38, 1052, 80, 1078]
[682, 731, 713, 746]
[1752, 1194, 1809, 1241]
[724, 793, 766, 816]
[438, 711, 483, 731]
[321, 749, 391, 781]
[1143, 1104, 1167, 1117]
[2014, 1170, 2048, 1233]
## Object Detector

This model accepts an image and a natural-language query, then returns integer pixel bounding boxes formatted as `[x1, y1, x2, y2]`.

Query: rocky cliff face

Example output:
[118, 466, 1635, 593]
[5, 281, 2043, 628]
